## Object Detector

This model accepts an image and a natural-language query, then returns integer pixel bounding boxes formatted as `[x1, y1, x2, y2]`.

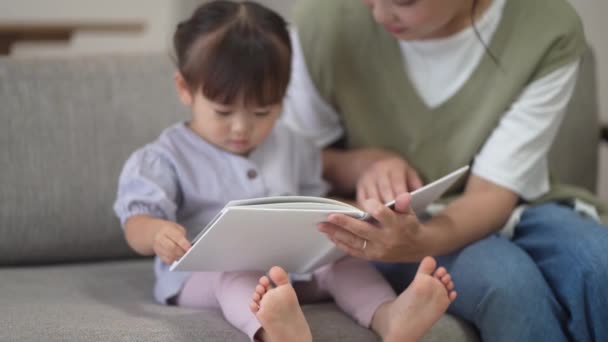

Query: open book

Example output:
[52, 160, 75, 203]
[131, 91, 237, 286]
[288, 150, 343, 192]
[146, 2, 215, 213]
[170, 166, 469, 273]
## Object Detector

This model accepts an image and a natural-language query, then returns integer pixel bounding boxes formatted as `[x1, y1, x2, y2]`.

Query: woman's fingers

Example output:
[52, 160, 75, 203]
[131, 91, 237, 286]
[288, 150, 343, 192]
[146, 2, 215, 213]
[361, 199, 398, 227]
[376, 173, 395, 203]
[323, 213, 378, 241]
[406, 167, 423, 191]
[358, 173, 397, 205]
[389, 168, 408, 197]
[356, 157, 421, 205]
[362, 175, 380, 204]
[393, 192, 414, 214]
[331, 236, 366, 259]
[320, 193, 421, 262]
[321, 200, 399, 239]
[356, 179, 368, 205]
[332, 226, 365, 249]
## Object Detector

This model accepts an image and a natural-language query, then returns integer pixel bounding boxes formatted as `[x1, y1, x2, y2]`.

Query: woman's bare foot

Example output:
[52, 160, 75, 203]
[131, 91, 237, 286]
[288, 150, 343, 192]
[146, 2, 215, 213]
[249, 266, 312, 342]
[382, 256, 457, 342]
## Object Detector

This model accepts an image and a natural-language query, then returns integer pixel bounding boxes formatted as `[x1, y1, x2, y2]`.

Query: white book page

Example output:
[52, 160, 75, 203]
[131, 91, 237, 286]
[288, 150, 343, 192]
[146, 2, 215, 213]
[243, 202, 361, 212]
[383, 165, 469, 215]
[227, 196, 354, 208]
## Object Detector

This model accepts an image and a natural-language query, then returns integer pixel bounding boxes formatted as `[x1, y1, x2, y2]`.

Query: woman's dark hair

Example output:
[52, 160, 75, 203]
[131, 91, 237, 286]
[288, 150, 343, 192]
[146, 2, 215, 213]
[471, 0, 500, 67]
[173, 0, 292, 106]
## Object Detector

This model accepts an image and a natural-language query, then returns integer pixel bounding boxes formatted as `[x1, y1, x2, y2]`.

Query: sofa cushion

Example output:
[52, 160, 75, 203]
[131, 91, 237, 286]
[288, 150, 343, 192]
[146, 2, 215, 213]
[0, 55, 186, 265]
[0, 260, 479, 341]
[549, 46, 600, 192]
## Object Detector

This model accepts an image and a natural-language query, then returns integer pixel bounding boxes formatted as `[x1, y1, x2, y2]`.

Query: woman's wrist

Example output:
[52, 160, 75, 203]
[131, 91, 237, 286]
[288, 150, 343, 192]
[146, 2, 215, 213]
[417, 218, 452, 258]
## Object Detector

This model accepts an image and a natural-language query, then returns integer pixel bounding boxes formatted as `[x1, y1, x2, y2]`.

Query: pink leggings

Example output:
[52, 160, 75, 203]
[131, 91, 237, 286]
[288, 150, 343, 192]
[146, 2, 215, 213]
[176, 257, 396, 340]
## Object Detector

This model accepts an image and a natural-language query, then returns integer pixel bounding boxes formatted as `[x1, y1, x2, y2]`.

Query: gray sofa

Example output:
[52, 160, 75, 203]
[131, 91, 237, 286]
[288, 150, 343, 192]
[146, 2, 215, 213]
[0, 50, 600, 341]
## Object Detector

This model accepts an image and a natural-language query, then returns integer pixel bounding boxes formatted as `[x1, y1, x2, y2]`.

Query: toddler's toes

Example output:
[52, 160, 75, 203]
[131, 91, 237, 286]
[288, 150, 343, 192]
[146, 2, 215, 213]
[434, 267, 447, 279]
[256, 284, 267, 295]
[446, 280, 455, 291]
[440, 273, 452, 286]
[258, 275, 271, 288]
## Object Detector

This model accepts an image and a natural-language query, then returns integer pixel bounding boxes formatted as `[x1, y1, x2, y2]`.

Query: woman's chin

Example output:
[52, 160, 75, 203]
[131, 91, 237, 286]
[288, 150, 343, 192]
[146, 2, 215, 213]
[387, 29, 419, 41]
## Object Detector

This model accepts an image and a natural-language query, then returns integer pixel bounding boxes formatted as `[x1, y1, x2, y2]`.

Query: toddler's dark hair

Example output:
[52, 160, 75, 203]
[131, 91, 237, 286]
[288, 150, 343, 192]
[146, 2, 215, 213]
[174, 0, 291, 106]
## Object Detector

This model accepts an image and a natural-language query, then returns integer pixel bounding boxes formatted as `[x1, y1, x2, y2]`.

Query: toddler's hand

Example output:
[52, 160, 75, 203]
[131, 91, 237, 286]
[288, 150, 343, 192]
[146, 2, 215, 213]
[153, 222, 192, 265]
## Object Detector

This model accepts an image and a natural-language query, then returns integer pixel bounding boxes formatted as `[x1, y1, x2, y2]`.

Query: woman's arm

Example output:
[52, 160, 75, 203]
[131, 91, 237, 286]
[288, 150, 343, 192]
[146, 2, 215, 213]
[419, 175, 518, 256]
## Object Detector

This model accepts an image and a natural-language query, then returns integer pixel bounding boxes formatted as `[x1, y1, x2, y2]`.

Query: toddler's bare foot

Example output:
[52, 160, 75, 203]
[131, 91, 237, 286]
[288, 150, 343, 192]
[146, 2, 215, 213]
[249, 266, 312, 342]
[385, 256, 457, 342]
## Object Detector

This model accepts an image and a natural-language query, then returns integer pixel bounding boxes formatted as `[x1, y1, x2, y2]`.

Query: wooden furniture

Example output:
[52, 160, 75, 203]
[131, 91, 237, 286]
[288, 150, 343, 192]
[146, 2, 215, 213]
[0, 22, 145, 55]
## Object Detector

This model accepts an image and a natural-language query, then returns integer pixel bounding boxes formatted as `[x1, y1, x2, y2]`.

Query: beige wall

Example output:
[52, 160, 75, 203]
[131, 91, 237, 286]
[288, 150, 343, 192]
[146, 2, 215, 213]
[0, 0, 177, 56]
[0, 0, 297, 56]
[176, 0, 297, 22]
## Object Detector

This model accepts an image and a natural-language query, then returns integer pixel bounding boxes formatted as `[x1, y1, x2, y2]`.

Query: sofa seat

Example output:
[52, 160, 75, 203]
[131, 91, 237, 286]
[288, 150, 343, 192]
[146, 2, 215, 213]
[0, 259, 478, 341]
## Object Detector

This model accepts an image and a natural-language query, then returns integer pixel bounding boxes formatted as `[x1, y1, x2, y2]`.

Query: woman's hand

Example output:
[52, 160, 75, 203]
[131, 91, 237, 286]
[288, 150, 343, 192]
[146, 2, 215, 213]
[318, 193, 431, 262]
[356, 156, 423, 207]
[153, 222, 192, 265]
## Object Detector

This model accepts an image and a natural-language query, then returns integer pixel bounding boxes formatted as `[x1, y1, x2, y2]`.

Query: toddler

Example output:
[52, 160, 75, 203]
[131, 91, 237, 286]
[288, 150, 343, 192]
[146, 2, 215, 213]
[114, 1, 456, 341]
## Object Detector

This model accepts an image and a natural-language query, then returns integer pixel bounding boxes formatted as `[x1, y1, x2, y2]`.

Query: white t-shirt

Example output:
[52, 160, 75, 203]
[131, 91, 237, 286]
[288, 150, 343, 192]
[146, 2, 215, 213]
[282, 0, 579, 200]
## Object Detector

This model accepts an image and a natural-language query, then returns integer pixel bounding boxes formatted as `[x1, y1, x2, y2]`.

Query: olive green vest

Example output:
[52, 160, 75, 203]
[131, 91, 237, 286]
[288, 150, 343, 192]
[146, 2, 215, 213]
[294, 0, 608, 221]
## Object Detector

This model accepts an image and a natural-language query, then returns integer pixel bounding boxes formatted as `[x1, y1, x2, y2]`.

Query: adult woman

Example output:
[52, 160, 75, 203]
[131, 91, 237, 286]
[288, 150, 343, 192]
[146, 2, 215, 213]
[283, 0, 608, 340]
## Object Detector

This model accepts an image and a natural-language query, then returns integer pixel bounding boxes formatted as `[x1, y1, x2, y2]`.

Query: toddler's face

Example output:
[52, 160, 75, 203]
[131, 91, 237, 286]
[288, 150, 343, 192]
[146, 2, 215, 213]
[187, 89, 281, 156]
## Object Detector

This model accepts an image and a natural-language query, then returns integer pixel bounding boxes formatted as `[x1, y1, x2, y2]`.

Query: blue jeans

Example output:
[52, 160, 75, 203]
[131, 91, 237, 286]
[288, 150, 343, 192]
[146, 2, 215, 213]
[374, 203, 608, 341]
